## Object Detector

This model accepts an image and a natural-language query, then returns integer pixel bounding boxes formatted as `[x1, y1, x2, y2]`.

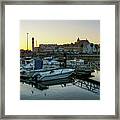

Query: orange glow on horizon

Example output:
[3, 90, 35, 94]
[20, 20, 100, 50]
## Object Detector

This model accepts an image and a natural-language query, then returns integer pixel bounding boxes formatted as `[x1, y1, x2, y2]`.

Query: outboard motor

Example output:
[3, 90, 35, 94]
[34, 58, 43, 70]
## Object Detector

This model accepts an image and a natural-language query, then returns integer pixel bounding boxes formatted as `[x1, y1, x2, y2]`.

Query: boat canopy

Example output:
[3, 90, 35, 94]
[34, 59, 43, 70]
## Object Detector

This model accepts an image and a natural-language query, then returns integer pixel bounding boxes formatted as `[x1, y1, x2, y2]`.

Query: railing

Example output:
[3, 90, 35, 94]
[74, 79, 100, 94]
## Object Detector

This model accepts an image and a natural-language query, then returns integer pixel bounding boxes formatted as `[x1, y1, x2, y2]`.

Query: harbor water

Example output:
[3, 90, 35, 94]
[20, 70, 100, 100]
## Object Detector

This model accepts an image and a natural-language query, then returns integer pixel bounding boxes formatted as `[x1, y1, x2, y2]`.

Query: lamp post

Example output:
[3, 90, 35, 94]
[27, 33, 29, 50]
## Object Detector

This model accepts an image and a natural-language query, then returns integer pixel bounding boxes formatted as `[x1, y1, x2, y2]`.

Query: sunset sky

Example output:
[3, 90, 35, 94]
[20, 20, 100, 50]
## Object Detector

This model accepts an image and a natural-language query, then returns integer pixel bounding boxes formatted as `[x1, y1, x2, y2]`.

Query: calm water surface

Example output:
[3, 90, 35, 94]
[20, 70, 100, 100]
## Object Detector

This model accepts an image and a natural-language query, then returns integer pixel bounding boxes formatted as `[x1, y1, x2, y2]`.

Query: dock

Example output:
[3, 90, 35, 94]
[73, 78, 100, 94]
[20, 73, 100, 94]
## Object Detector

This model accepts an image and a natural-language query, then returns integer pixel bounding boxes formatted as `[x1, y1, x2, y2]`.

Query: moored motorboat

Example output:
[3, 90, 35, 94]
[20, 57, 75, 81]
[32, 68, 75, 81]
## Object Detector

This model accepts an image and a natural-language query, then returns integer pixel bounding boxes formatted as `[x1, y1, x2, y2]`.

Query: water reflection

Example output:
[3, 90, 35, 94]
[20, 70, 100, 100]
[23, 77, 100, 94]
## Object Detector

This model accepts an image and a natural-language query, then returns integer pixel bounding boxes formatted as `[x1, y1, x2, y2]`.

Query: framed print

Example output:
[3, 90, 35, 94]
[0, 0, 119, 119]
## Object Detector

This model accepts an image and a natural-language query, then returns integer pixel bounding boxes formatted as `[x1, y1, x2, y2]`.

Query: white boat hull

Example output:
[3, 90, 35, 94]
[33, 69, 74, 81]
[40, 71, 73, 81]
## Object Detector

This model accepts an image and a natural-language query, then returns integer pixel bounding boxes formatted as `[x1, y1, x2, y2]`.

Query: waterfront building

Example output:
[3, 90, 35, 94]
[39, 44, 58, 52]
[20, 37, 100, 57]
[20, 49, 32, 57]
[83, 43, 100, 54]
[75, 37, 90, 47]
[34, 47, 41, 53]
